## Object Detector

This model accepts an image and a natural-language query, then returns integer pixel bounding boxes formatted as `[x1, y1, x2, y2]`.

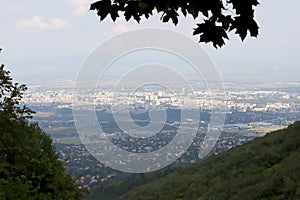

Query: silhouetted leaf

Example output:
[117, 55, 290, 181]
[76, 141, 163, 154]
[162, 9, 179, 25]
[90, 0, 260, 48]
[194, 20, 228, 48]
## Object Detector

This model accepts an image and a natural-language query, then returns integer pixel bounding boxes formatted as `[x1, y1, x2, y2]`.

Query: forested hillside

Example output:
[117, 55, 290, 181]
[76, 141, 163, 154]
[91, 121, 300, 200]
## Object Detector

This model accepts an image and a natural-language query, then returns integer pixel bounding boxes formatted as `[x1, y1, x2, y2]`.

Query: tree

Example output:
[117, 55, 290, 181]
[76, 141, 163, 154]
[90, 0, 260, 48]
[0, 64, 34, 119]
[0, 64, 83, 199]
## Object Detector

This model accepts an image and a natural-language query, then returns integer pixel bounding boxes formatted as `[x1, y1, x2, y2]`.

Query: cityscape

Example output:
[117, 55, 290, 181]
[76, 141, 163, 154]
[20, 84, 300, 189]
[23, 84, 300, 113]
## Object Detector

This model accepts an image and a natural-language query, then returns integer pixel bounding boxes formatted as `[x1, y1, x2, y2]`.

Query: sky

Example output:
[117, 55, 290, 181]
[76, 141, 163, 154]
[1, 0, 300, 87]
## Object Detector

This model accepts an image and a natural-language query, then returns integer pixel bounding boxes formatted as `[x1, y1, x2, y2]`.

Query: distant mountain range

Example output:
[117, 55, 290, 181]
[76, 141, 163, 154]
[89, 121, 300, 200]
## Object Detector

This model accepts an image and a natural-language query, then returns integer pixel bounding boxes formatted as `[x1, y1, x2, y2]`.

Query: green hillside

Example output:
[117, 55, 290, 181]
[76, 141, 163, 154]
[92, 121, 300, 200]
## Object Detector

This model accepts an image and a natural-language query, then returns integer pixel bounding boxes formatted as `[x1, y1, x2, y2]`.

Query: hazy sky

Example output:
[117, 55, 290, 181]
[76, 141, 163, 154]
[1, 0, 300, 87]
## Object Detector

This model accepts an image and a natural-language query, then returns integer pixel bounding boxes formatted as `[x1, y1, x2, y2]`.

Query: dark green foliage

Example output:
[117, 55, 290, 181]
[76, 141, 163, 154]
[0, 65, 83, 199]
[91, 122, 300, 199]
[90, 0, 260, 48]
[0, 64, 34, 119]
[88, 167, 176, 200]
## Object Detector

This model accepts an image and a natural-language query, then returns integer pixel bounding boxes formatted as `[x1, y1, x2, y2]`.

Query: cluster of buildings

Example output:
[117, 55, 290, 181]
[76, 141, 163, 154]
[23, 88, 300, 112]
[56, 143, 116, 189]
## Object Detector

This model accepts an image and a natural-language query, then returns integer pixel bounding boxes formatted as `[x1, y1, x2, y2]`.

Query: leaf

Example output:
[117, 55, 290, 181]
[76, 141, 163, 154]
[110, 9, 119, 21]
[230, 15, 259, 41]
[219, 15, 234, 30]
[181, 8, 187, 17]
[124, 1, 141, 22]
[162, 9, 179, 25]
[194, 20, 228, 48]
[249, 19, 259, 37]
[90, 0, 112, 21]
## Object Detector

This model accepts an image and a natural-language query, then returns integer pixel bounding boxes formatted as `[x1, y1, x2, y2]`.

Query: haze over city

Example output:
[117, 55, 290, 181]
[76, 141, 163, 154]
[1, 0, 300, 87]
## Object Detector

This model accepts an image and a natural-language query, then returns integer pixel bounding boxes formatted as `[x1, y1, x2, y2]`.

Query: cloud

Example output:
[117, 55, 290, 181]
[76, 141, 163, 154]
[65, 0, 91, 15]
[16, 16, 67, 31]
